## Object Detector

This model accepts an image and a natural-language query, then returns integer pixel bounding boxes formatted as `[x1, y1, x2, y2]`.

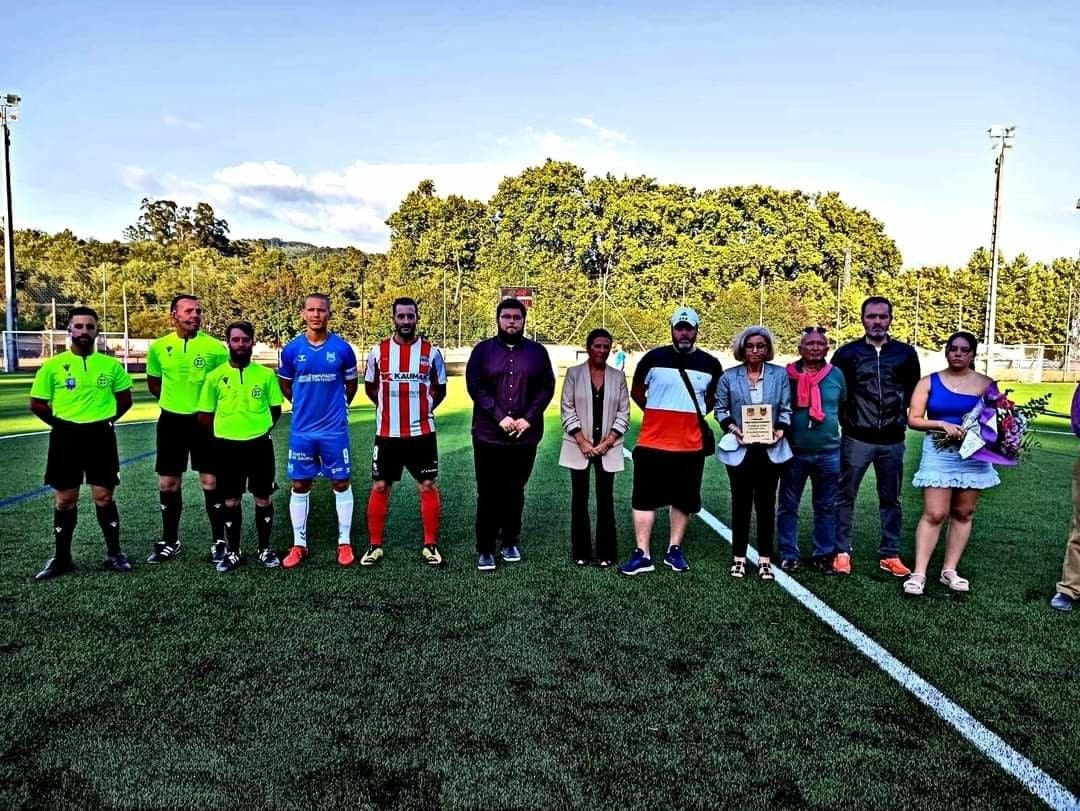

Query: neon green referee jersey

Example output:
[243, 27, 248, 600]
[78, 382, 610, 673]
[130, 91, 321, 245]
[30, 350, 133, 424]
[198, 362, 283, 440]
[146, 331, 229, 414]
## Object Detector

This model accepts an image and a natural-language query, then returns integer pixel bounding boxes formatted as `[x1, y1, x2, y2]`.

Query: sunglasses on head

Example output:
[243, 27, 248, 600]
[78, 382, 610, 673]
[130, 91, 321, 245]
[803, 326, 827, 334]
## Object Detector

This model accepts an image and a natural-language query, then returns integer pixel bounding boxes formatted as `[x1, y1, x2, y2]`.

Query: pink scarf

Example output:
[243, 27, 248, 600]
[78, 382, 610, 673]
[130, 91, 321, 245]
[786, 362, 832, 423]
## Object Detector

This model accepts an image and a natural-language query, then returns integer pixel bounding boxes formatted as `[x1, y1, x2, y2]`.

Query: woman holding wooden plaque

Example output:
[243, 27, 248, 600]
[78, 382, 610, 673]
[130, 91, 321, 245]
[714, 326, 793, 581]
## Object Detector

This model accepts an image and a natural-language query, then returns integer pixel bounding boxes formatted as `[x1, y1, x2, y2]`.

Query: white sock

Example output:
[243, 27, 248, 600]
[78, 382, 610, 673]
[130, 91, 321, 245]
[335, 488, 354, 544]
[289, 491, 310, 547]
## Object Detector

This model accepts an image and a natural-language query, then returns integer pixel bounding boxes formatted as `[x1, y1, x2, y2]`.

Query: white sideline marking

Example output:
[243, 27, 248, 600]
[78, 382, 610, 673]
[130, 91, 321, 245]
[624, 447, 1078, 810]
[0, 419, 158, 440]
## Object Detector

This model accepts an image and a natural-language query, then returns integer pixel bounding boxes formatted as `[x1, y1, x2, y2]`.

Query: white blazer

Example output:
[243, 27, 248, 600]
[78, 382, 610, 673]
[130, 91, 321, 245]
[558, 363, 631, 472]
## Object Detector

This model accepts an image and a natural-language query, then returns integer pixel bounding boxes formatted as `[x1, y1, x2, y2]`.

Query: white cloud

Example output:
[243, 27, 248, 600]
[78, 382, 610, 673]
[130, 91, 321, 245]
[573, 116, 628, 147]
[163, 113, 203, 131]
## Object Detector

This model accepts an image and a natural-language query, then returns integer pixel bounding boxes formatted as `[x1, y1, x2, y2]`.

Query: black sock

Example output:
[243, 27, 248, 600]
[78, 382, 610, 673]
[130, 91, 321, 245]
[204, 489, 225, 543]
[95, 502, 121, 555]
[223, 504, 243, 554]
[255, 504, 273, 549]
[53, 508, 77, 562]
[160, 490, 182, 543]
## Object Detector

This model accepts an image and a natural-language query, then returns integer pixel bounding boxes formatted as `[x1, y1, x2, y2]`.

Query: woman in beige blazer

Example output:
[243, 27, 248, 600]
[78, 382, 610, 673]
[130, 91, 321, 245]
[559, 329, 631, 567]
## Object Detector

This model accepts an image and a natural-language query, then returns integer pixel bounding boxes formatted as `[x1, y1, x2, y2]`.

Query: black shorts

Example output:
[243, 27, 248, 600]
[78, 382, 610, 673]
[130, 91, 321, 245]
[156, 410, 215, 476]
[371, 434, 439, 483]
[45, 421, 120, 491]
[631, 446, 705, 514]
[215, 435, 278, 499]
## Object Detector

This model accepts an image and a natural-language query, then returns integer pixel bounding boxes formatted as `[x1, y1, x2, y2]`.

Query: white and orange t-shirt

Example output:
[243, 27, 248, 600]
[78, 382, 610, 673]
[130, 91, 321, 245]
[365, 337, 447, 438]
[633, 346, 723, 452]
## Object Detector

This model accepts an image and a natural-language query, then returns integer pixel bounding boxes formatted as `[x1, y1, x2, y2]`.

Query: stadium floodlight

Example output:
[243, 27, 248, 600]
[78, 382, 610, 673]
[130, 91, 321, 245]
[2, 92, 19, 371]
[983, 125, 1016, 375]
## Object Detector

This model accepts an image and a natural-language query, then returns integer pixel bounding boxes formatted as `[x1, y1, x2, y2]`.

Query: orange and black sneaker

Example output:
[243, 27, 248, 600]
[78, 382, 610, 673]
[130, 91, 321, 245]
[282, 546, 309, 569]
[337, 544, 355, 567]
[879, 556, 911, 577]
[833, 552, 852, 576]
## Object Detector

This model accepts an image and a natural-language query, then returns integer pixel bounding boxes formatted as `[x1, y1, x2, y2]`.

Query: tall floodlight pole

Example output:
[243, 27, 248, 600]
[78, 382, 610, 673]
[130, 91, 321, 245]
[1, 94, 20, 372]
[984, 125, 1015, 374]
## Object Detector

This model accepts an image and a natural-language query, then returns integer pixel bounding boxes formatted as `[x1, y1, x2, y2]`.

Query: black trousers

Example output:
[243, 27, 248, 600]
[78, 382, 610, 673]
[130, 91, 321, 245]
[570, 460, 617, 562]
[726, 446, 783, 559]
[473, 440, 538, 555]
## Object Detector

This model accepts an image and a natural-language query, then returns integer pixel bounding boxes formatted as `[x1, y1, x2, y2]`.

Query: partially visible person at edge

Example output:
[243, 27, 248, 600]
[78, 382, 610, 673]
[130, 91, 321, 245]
[714, 325, 792, 582]
[30, 307, 134, 580]
[277, 293, 359, 568]
[776, 327, 847, 575]
[1050, 381, 1080, 612]
[903, 331, 999, 596]
[197, 321, 284, 574]
[559, 328, 630, 567]
[361, 297, 448, 568]
[619, 307, 722, 576]
[466, 298, 555, 572]
[145, 294, 229, 566]
[831, 296, 921, 577]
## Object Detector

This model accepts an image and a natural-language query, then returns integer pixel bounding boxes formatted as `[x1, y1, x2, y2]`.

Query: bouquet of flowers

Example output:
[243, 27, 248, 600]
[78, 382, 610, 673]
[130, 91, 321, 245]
[931, 383, 1051, 466]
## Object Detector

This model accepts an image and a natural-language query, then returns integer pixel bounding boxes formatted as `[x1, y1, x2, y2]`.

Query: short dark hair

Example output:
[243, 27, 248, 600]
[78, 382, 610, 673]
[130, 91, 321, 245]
[68, 306, 99, 324]
[170, 294, 198, 314]
[393, 297, 418, 314]
[861, 296, 893, 316]
[225, 320, 255, 341]
[304, 293, 331, 309]
[497, 298, 526, 318]
[585, 328, 612, 350]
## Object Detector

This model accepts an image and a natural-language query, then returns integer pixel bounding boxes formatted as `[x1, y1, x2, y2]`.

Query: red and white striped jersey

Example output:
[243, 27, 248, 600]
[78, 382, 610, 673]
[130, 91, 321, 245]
[365, 337, 448, 438]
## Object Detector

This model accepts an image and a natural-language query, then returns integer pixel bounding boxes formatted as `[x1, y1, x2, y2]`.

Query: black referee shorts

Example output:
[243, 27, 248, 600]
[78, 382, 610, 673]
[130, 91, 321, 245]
[214, 435, 278, 499]
[156, 409, 215, 476]
[631, 446, 705, 514]
[371, 434, 439, 483]
[45, 420, 120, 491]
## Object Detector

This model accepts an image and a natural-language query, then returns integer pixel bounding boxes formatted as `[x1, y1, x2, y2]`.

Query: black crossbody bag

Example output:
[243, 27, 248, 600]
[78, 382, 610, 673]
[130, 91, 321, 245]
[677, 367, 715, 456]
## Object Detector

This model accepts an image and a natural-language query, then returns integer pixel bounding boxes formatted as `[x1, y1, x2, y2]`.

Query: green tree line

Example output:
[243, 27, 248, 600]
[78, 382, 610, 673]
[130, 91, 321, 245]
[2, 162, 1078, 352]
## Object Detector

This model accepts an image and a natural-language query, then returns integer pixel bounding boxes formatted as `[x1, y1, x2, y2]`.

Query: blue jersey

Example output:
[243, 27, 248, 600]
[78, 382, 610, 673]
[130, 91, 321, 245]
[278, 332, 358, 435]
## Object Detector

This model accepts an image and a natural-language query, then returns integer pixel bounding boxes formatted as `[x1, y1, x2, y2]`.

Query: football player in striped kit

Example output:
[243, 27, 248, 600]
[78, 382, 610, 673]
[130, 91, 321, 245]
[361, 297, 448, 566]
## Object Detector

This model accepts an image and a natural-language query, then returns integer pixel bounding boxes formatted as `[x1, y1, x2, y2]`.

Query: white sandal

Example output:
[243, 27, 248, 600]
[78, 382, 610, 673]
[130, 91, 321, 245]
[939, 569, 970, 592]
[903, 573, 926, 596]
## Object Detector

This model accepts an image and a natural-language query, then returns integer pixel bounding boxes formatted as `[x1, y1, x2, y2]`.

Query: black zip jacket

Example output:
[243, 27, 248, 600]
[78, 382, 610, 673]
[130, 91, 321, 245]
[830, 338, 921, 445]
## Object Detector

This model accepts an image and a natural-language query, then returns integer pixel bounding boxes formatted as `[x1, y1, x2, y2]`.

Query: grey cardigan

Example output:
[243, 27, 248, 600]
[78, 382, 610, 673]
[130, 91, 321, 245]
[713, 362, 793, 466]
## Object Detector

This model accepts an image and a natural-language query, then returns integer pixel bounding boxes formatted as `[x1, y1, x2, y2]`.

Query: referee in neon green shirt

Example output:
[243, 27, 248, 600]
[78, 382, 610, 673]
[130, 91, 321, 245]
[29, 307, 134, 580]
[198, 321, 284, 573]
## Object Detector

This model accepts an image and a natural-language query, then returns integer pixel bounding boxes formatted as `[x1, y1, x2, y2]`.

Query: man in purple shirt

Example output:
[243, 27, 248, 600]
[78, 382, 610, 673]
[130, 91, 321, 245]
[1050, 382, 1080, 611]
[466, 298, 555, 571]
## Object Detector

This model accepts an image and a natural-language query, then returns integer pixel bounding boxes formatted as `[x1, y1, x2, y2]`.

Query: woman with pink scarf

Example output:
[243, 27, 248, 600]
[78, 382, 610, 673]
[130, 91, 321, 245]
[776, 327, 849, 575]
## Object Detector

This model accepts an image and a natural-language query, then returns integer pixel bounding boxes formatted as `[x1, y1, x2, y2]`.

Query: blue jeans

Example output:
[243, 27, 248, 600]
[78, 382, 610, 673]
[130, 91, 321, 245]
[835, 437, 905, 558]
[777, 450, 841, 561]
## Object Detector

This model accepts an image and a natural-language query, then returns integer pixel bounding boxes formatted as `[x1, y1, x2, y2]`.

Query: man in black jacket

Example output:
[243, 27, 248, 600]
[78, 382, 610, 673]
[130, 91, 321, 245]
[831, 296, 921, 577]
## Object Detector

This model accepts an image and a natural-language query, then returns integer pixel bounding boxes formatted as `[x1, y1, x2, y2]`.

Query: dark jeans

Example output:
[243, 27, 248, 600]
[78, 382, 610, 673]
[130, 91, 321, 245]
[726, 446, 782, 559]
[777, 449, 841, 561]
[570, 460, 617, 562]
[835, 436, 905, 558]
[473, 440, 538, 555]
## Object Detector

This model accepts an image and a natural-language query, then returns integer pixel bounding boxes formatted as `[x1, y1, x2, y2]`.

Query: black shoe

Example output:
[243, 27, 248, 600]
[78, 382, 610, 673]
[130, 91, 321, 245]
[256, 547, 281, 568]
[780, 558, 801, 573]
[147, 540, 182, 563]
[35, 557, 76, 581]
[216, 551, 242, 573]
[210, 540, 227, 564]
[810, 555, 836, 575]
[104, 552, 132, 573]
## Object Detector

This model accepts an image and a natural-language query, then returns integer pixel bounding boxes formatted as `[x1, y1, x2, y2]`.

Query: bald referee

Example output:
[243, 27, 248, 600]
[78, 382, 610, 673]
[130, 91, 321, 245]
[29, 307, 133, 580]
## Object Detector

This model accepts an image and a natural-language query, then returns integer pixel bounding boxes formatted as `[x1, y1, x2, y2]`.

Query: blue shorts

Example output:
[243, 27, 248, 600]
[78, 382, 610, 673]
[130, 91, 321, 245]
[287, 431, 352, 481]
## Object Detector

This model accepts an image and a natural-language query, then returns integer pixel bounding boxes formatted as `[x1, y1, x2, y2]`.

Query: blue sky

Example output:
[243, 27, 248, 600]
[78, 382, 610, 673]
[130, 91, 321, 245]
[5, 0, 1079, 267]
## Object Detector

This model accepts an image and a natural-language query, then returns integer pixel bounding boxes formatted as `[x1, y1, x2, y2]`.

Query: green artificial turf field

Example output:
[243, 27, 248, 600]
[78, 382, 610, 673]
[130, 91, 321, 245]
[0, 376, 1076, 808]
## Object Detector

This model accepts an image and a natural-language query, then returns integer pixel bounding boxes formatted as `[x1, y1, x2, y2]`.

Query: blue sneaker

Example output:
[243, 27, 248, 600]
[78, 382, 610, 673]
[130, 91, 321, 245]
[477, 553, 497, 571]
[1050, 592, 1075, 612]
[663, 545, 689, 572]
[619, 549, 655, 576]
[501, 545, 522, 563]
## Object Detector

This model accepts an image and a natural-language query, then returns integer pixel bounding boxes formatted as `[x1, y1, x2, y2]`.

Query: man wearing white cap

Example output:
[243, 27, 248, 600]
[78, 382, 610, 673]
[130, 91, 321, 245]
[619, 306, 722, 575]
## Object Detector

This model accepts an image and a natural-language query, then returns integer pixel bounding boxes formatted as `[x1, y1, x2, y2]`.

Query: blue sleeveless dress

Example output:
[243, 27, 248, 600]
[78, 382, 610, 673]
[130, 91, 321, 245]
[912, 373, 1000, 490]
